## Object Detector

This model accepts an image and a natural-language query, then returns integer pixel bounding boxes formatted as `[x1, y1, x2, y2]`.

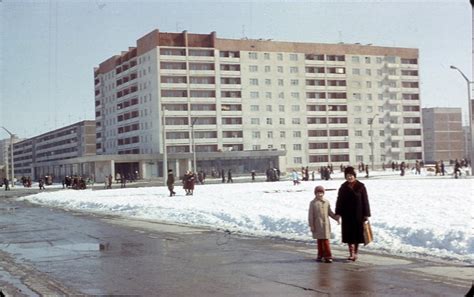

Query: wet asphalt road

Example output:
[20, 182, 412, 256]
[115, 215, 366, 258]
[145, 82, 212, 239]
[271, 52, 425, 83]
[0, 187, 472, 296]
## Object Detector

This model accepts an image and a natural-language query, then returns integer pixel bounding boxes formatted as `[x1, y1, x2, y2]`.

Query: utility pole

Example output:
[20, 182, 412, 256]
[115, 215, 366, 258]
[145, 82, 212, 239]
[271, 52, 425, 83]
[161, 107, 167, 186]
[2, 126, 15, 186]
[369, 114, 379, 171]
[190, 117, 198, 172]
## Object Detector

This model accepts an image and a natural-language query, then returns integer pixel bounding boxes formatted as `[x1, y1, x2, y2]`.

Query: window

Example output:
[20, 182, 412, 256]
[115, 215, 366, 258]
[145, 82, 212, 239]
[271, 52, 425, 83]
[266, 118, 273, 125]
[264, 53, 270, 60]
[291, 105, 300, 112]
[367, 94, 373, 100]
[356, 155, 364, 162]
[277, 66, 283, 73]
[354, 106, 362, 112]
[249, 79, 259, 85]
[278, 92, 285, 99]
[366, 106, 373, 113]
[293, 131, 302, 138]
[355, 130, 363, 136]
[356, 143, 363, 149]
[289, 54, 298, 61]
[290, 67, 299, 73]
[293, 144, 302, 151]
[251, 118, 260, 125]
[376, 57, 383, 64]
[252, 145, 261, 150]
[352, 56, 360, 63]
[379, 130, 385, 136]
[252, 131, 261, 138]
[265, 92, 272, 99]
[265, 79, 272, 85]
[250, 91, 259, 99]
[366, 81, 372, 88]
[279, 118, 285, 124]
[380, 142, 385, 148]
[354, 118, 362, 124]
[265, 66, 271, 72]
[249, 52, 258, 59]
[279, 105, 285, 112]
[290, 79, 299, 86]
[365, 57, 371, 64]
[292, 118, 301, 124]
[291, 92, 300, 99]
[352, 68, 360, 75]
[366, 69, 372, 76]
[250, 105, 259, 111]
[353, 93, 361, 100]
[267, 131, 273, 138]
[294, 157, 302, 164]
[278, 79, 284, 86]
[249, 65, 258, 72]
[266, 105, 272, 112]
[277, 53, 283, 60]
[280, 131, 286, 138]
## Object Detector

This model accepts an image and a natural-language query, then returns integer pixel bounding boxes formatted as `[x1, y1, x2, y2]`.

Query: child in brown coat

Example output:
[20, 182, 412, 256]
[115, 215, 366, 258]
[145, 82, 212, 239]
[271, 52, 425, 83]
[308, 185, 340, 263]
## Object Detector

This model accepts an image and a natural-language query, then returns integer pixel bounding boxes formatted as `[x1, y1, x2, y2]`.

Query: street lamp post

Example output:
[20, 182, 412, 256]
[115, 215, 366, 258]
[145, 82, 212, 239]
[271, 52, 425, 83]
[190, 117, 198, 172]
[450, 65, 474, 167]
[161, 107, 168, 186]
[369, 114, 379, 171]
[1, 126, 15, 186]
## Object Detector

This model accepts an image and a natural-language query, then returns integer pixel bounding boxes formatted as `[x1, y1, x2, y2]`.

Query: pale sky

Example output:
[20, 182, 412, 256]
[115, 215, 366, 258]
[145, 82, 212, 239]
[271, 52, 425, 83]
[0, 0, 471, 139]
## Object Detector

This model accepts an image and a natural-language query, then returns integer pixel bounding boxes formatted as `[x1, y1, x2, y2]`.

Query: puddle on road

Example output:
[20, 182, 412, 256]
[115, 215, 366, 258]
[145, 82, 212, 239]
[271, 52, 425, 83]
[55, 243, 100, 252]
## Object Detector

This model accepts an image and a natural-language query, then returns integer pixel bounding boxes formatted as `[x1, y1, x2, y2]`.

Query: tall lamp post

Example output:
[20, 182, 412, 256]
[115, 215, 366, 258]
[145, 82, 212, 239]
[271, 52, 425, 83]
[190, 117, 198, 172]
[1, 126, 15, 186]
[161, 107, 168, 186]
[369, 114, 379, 171]
[450, 65, 474, 166]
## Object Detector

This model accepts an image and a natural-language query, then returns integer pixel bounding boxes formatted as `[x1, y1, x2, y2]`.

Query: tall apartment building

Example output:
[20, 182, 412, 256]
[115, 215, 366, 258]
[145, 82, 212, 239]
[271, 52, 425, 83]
[422, 108, 465, 163]
[94, 29, 423, 174]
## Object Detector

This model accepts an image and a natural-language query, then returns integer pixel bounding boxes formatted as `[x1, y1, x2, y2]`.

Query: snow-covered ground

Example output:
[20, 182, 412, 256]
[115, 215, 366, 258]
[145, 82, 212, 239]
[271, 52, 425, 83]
[17, 169, 473, 264]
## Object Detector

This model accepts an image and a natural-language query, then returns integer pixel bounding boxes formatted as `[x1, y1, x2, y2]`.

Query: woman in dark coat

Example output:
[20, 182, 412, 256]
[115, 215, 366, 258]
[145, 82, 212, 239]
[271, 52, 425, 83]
[335, 166, 371, 261]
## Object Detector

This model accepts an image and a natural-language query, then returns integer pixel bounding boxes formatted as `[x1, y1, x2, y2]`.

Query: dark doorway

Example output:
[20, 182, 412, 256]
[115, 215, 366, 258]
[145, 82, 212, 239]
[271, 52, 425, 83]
[115, 162, 139, 181]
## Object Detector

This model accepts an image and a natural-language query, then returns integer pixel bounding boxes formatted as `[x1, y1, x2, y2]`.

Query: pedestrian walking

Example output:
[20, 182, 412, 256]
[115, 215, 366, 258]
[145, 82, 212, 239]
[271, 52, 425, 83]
[291, 169, 300, 185]
[107, 175, 112, 189]
[167, 169, 176, 197]
[251, 170, 256, 181]
[308, 185, 340, 263]
[3, 178, 10, 191]
[39, 178, 45, 190]
[227, 169, 233, 183]
[335, 166, 371, 262]
[221, 169, 226, 183]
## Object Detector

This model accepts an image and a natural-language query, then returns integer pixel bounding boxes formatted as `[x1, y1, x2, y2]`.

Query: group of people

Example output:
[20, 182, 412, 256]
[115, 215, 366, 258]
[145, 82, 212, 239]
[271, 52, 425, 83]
[166, 169, 196, 196]
[308, 166, 371, 263]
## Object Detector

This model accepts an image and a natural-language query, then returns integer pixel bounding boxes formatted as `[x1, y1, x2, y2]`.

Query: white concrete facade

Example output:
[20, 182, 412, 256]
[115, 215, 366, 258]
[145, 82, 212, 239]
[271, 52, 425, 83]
[94, 29, 423, 172]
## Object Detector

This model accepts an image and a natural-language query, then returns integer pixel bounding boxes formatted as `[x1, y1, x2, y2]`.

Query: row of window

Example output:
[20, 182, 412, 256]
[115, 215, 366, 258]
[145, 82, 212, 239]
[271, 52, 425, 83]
[158, 48, 418, 66]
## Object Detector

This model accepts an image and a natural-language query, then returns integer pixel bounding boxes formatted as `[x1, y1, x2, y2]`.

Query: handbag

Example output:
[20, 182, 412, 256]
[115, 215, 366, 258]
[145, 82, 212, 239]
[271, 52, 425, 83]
[363, 221, 373, 245]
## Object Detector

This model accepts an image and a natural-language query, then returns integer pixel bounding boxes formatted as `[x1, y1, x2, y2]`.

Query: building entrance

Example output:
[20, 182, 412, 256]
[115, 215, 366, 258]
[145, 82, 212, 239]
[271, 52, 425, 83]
[115, 162, 140, 181]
